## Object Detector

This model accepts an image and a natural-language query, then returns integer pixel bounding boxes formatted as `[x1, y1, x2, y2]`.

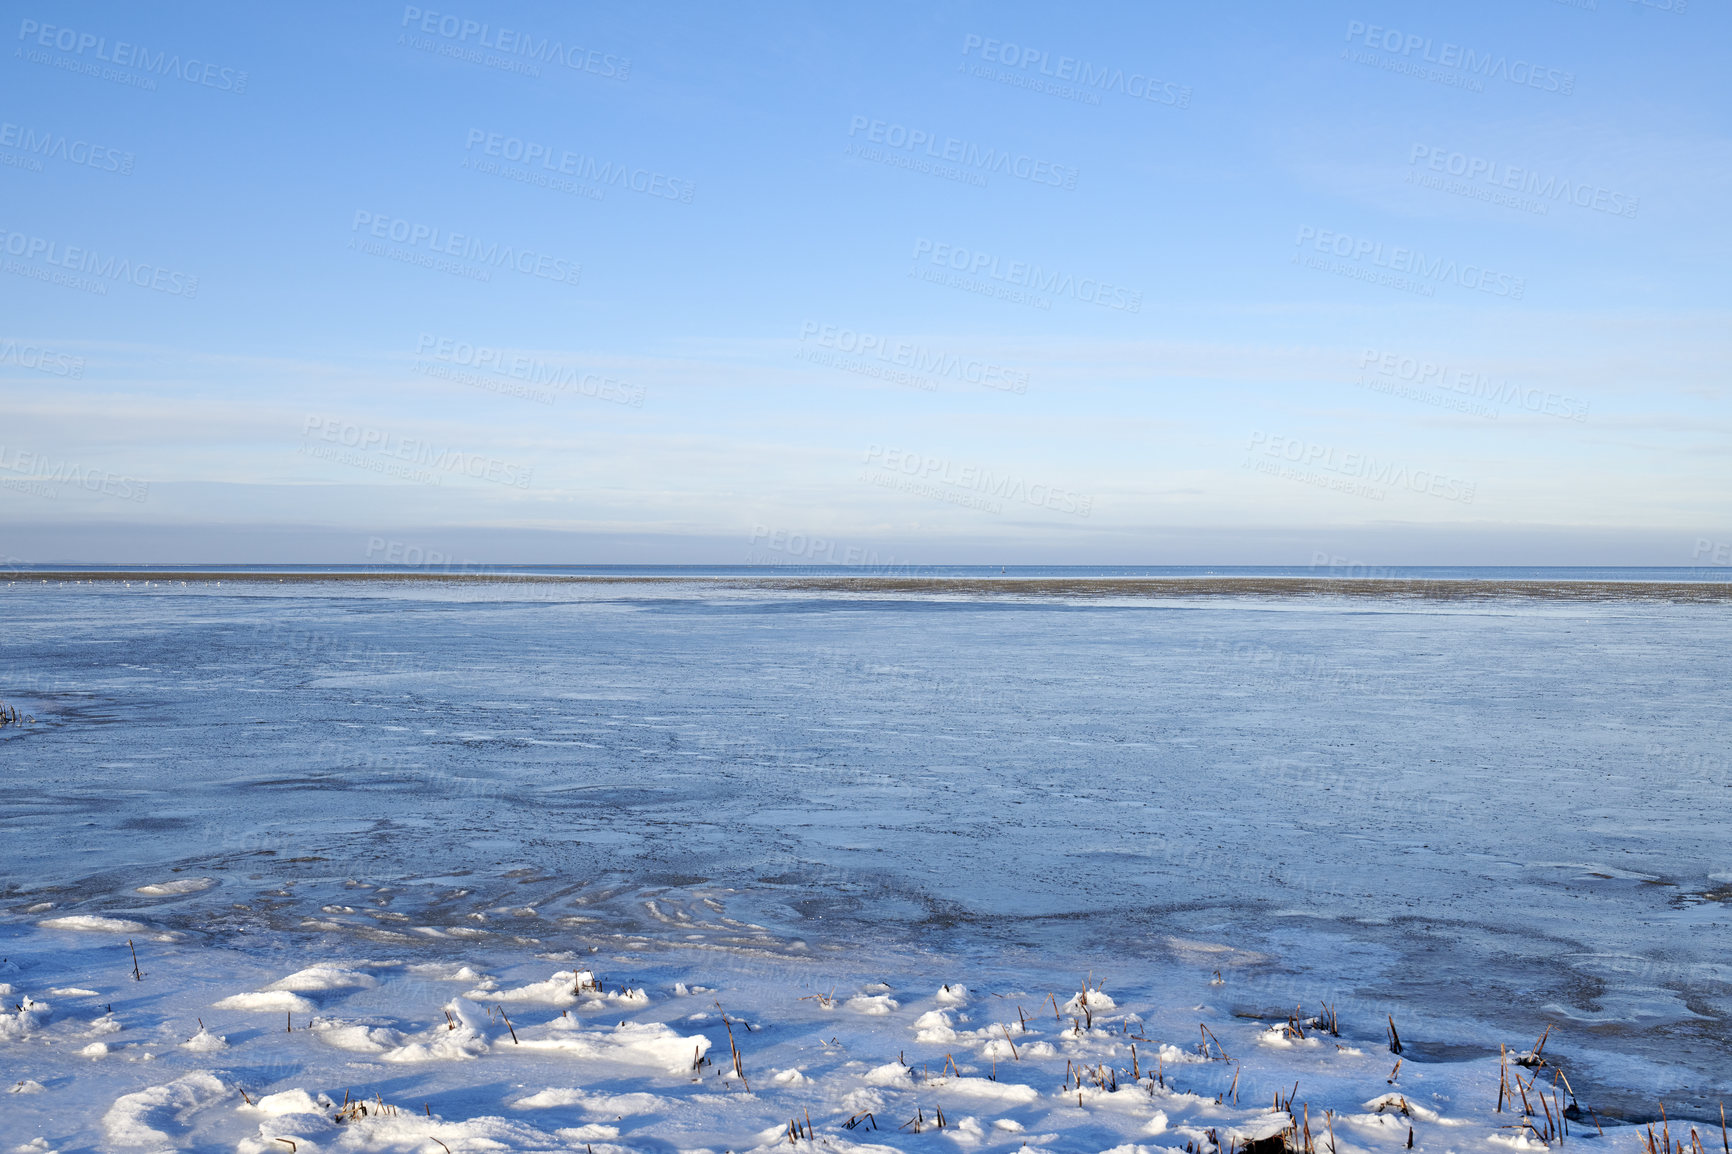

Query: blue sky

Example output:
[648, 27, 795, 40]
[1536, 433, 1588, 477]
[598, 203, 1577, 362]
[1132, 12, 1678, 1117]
[2, 0, 1727, 564]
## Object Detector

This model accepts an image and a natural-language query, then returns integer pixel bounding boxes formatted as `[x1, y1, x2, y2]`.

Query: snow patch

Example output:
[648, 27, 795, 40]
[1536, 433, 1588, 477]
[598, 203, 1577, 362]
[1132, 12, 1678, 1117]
[847, 993, 899, 1015]
[102, 1072, 226, 1147]
[212, 989, 317, 1013]
[310, 1018, 406, 1053]
[0, 996, 51, 1041]
[244, 1088, 323, 1116]
[928, 1075, 1039, 1105]
[135, 877, 216, 896]
[865, 1061, 911, 1085]
[181, 1027, 228, 1052]
[266, 964, 378, 992]
[39, 915, 146, 933]
[915, 1008, 957, 1043]
[512, 1087, 665, 1115]
[465, 968, 594, 1005]
[1062, 988, 1117, 1015]
[516, 1018, 710, 1075]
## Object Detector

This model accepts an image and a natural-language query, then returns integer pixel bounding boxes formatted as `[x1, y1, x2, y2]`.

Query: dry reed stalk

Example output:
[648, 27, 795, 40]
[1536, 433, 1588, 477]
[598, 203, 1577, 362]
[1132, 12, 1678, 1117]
[722, 1016, 748, 1090]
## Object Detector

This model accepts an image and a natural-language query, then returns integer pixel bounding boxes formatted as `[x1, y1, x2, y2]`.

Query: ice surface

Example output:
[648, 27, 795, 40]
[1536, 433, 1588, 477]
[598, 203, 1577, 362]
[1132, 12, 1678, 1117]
[2, 577, 1730, 1143]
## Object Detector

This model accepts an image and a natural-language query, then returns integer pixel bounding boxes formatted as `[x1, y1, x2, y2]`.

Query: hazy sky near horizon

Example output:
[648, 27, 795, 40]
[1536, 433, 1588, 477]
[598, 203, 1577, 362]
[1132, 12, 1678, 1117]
[2, 0, 1728, 565]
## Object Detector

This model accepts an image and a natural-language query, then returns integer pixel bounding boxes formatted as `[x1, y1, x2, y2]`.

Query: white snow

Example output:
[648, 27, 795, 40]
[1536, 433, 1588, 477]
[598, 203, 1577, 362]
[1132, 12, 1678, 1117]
[1062, 988, 1118, 1014]
[465, 968, 591, 1004]
[864, 1061, 912, 1085]
[243, 1088, 323, 1116]
[0, 919, 1663, 1154]
[181, 1027, 228, 1052]
[1, 996, 51, 1041]
[515, 1018, 711, 1075]
[101, 1071, 226, 1146]
[913, 1008, 957, 1042]
[135, 877, 217, 896]
[512, 1087, 665, 1114]
[266, 964, 378, 992]
[212, 989, 317, 1013]
[39, 915, 147, 933]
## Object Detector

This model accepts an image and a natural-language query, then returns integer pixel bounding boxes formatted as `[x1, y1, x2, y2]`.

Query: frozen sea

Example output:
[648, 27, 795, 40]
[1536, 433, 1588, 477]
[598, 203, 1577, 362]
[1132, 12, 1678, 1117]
[2, 571, 1729, 1143]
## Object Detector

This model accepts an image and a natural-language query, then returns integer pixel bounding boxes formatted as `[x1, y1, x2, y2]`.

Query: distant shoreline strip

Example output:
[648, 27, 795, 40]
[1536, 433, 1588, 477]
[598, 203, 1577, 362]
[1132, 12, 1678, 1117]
[5, 572, 1731, 601]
